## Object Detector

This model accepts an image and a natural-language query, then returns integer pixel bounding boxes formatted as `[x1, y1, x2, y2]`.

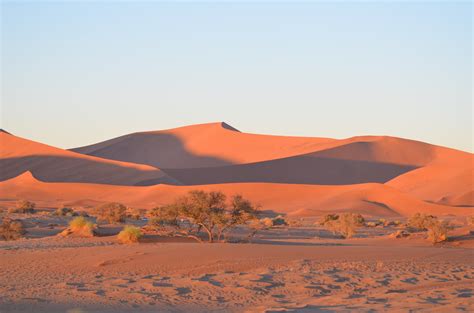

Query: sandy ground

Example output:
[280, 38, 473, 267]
[1, 216, 473, 313]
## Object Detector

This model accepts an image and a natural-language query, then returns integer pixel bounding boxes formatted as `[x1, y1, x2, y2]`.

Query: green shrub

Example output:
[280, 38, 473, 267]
[117, 226, 143, 244]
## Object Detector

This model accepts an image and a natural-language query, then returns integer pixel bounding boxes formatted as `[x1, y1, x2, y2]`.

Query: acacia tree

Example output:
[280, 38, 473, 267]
[147, 190, 259, 242]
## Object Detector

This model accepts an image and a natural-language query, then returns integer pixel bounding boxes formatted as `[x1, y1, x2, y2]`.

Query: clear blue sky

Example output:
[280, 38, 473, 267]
[1, 1, 472, 152]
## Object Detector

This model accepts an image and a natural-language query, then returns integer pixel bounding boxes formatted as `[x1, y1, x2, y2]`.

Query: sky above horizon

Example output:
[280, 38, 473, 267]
[1, 1, 472, 152]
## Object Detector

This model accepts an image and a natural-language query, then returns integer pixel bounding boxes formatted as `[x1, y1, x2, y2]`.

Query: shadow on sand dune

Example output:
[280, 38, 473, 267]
[72, 132, 236, 169]
[162, 155, 418, 186]
[0, 156, 176, 186]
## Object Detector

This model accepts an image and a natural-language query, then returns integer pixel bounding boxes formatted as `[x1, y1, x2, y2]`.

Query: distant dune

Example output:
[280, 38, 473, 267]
[0, 131, 178, 186]
[1, 122, 472, 216]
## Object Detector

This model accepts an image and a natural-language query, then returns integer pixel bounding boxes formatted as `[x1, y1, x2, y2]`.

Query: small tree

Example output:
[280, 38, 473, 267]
[148, 190, 259, 243]
[0, 217, 26, 240]
[93, 202, 127, 224]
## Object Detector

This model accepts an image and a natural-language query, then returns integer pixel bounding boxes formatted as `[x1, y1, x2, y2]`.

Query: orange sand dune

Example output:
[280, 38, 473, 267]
[0, 131, 178, 186]
[386, 146, 474, 206]
[72, 122, 340, 168]
[1, 171, 470, 217]
[71, 122, 442, 169]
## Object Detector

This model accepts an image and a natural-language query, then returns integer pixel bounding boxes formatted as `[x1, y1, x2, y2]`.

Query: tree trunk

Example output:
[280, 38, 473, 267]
[200, 225, 213, 242]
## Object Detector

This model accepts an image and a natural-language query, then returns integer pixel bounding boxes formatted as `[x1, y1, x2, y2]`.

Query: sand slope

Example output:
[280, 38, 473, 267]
[0, 131, 178, 186]
[386, 146, 474, 206]
[70, 122, 473, 203]
[72, 122, 438, 169]
[1, 172, 470, 217]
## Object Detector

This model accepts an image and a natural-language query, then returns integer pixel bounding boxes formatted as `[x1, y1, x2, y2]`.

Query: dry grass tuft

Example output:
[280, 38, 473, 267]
[59, 217, 96, 238]
[117, 225, 143, 244]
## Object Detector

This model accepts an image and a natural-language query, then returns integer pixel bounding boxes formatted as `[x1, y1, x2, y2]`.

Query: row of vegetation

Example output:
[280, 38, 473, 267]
[2, 195, 474, 244]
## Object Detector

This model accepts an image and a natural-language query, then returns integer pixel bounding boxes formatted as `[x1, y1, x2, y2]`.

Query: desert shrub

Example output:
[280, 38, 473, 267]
[60, 216, 96, 237]
[9, 200, 36, 214]
[288, 218, 304, 227]
[126, 207, 144, 220]
[467, 216, 474, 227]
[247, 218, 273, 242]
[408, 213, 437, 230]
[93, 202, 127, 224]
[319, 214, 339, 226]
[117, 226, 143, 244]
[324, 213, 363, 239]
[0, 217, 26, 240]
[272, 215, 288, 226]
[260, 217, 274, 228]
[77, 211, 89, 217]
[55, 207, 76, 216]
[366, 221, 377, 227]
[427, 220, 453, 244]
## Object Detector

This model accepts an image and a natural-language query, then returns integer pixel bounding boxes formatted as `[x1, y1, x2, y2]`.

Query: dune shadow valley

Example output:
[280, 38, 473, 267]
[0, 122, 473, 313]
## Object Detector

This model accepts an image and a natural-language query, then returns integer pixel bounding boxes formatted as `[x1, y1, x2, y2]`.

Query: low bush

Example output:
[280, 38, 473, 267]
[93, 202, 127, 224]
[126, 207, 144, 220]
[323, 213, 364, 239]
[9, 200, 36, 214]
[319, 214, 339, 226]
[117, 225, 143, 244]
[59, 216, 96, 237]
[55, 207, 76, 216]
[407, 213, 437, 230]
[0, 217, 26, 240]
[272, 215, 288, 226]
[246, 218, 274, 242]
[427, 220, 453, 244]
[467, 216, 474, 227]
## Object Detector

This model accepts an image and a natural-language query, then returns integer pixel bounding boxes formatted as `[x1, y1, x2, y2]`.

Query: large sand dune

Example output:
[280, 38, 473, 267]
[0, 131, 178, 186]
[1, 123, 472, 216]
[1, 171, 470, 217]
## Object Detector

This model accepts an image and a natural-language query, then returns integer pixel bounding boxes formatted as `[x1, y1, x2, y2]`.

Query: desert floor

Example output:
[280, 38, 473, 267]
[1, 215, 473, 313]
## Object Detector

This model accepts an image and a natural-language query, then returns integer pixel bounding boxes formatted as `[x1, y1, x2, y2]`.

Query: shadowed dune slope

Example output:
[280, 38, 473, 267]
[1, 172, 470, 217]
[71, 122, 340, 168]
[0, 131, 179, 186]
[161, 154, 418, 185]
[71, 122, 442, 169]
